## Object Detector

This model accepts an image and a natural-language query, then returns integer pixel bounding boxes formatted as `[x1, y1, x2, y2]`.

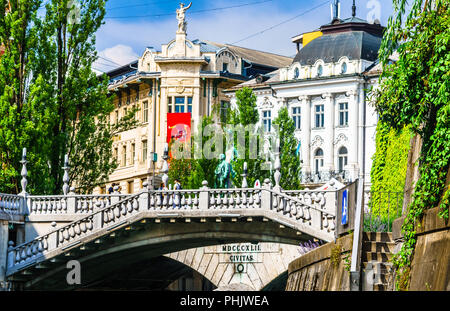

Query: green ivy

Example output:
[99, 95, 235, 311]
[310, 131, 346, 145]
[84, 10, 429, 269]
[369, 123, 411, 220]
[374, 0, 450, 290]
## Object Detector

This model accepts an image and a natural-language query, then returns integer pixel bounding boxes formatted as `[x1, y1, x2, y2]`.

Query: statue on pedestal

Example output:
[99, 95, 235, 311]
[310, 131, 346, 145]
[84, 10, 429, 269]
[176, 2, 192, 33]
[214, 154, 235, 189]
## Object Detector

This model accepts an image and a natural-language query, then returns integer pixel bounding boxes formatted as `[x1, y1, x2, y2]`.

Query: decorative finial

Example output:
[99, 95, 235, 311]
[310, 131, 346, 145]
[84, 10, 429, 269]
[352, 0, 356, 17]
[20, 148, 28, 195]
[161, 143, 169, 188]
[62, 154, 70, 195]
[331, 0, 340, 20]
[242, 162, 248, 188]
[273, 139, 281, 189]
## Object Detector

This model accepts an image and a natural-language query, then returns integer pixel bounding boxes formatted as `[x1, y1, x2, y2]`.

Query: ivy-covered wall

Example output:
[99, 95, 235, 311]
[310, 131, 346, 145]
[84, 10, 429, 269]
[369, 122, 412, 218]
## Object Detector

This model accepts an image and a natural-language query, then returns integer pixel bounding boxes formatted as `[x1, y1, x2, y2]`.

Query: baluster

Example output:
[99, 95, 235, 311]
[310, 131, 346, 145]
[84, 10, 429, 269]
[193, 193, 199, 209]
[304, 208, 311, 221]
[297, 205, 304, 219]
[248, 191, 254, 208]
[241, 191, 247, 209]
[86, 217, 93, 231]
[74, 222, 81, 235]
[323, 216, 329, 228]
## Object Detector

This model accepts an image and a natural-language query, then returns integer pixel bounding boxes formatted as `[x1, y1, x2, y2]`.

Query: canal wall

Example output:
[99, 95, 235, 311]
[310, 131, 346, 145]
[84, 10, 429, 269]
[392, 206, 450, 291]
[285, 234, 353, 291]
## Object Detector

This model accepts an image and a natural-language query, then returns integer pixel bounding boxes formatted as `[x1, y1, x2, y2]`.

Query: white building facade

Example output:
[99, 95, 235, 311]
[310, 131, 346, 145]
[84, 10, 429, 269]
[224, 14, 383, 189]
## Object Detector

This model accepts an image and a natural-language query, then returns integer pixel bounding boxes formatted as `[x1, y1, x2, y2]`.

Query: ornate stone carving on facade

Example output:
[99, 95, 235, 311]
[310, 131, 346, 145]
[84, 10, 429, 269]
[345, 89, 358, 97]
[176, 2, 192, 34]
[261, 97, 274, 109]
[311, 135, 324, 148]
[333, 133, 348, 145]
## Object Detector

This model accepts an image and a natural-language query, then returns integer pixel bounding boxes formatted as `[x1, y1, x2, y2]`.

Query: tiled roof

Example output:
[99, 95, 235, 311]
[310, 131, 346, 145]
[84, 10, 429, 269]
[203, 40, 292, 68]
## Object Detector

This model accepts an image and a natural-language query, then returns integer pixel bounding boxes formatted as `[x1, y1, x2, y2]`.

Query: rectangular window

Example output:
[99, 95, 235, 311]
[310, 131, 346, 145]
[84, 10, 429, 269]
[114, 147, 118, 163]
[175, 97, 185, 113]
[187, 97, 192, 113]
[339, 102, 349, 126]
[220, 101, 229, 124]
[315, 104, 324, 128]
[131, 143, 135, 165]
[115, 110, 119, 124]
[123, 107, 127, 118]
[122, 145, 127, 166]
[142, 140, 148, 162]
[127, 180, 134, 194]
[168, 97, 173, 113]
[292, 107, 301, 129]
[143, 101, 149, 123]
[263, 110, 272, 132]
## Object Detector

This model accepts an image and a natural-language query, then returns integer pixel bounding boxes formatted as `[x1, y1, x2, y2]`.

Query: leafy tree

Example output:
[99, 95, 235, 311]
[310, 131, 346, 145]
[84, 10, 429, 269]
[0, 0, 52, 194]
[229, 87, 269, 187]
[272, 106, 302, 190]
[374, 0, 450, 290]
[168, 116, 219, 189]
[0, 0, 138, 194]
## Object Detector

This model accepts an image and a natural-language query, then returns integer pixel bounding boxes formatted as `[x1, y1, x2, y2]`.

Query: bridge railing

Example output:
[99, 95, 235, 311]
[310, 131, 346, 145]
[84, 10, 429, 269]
[6, 182, 339, 275]
[0, 193, 24, 216]
[27, 194, 131, 215]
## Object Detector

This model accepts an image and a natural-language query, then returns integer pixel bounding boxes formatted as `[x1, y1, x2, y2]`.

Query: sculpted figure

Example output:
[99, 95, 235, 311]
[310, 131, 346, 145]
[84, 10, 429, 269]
[214, 154, 235, 189]
[176, 2, 192, 33]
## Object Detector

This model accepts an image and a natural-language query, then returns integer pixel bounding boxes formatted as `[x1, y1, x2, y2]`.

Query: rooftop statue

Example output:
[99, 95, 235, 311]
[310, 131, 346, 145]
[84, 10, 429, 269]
[176, 2, 192, 33]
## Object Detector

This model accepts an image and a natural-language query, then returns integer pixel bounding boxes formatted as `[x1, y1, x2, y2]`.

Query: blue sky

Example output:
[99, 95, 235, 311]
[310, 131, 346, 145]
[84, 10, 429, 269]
[94, 0, 394, 72]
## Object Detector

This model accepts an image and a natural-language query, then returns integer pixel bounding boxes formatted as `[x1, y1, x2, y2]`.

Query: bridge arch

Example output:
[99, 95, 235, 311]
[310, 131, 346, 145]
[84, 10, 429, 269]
[15, 218, 309, 290]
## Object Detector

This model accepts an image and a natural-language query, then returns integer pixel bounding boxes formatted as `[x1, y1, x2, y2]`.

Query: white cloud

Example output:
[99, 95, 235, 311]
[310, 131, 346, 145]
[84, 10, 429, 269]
[94, 44, 139, 73]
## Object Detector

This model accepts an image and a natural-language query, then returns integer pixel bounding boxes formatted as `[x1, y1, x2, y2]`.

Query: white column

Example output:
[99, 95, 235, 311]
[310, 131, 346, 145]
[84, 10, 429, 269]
[0, 220, 8, 282]
[347, 88, 359, 180]
[299, 95, 311, 175]
[323, 93, 335, 173]
[358, 84, 365, 179]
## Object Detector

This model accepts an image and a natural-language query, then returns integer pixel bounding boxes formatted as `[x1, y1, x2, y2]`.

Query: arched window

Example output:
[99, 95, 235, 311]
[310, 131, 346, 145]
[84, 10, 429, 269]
[317, 65, 323, 77]
[338, 147, 348, 172]
[314, 148, 324, 173]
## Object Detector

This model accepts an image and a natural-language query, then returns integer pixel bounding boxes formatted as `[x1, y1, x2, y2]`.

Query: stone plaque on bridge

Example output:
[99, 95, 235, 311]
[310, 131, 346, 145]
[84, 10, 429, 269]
[205, 243, 280, 264]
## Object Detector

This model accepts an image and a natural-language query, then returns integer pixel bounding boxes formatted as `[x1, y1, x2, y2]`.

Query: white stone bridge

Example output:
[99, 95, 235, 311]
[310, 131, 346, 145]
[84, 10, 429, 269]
[0, 149, 352, 290]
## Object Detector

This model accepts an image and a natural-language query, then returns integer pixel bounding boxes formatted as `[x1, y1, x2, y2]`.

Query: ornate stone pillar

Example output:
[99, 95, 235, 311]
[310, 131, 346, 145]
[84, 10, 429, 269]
[299, 95, 311, 176]
[323, 93, 335, 175]
[347, 88, 359, 181]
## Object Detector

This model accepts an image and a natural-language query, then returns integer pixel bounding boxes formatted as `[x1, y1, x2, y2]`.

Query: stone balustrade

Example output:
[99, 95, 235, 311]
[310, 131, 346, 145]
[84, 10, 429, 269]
[0, 194, 23, 216]
[27, 194, 130, 215]
[5, 184, 338, 276]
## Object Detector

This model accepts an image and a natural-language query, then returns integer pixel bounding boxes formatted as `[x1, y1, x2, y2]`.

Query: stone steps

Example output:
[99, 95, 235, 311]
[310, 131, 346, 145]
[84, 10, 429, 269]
[362, 241, 396, 253]
[361, 232, 395, 291]
[362, 251, 393, 263]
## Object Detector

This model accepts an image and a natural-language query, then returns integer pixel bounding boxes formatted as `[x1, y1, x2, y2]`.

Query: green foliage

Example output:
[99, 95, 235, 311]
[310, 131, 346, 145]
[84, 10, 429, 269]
[230, 87, 269, 187]
[0, 0, 138, 194]
[369, 122, 411, 219]
[330, 244, 342, 268]
[168, 116, 219, 189]
[272, 107, 302, 190]
[374, 0, 450, 290]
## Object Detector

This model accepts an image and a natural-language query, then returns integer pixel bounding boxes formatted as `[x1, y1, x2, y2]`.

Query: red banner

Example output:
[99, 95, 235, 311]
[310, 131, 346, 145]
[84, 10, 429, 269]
[167, 113, 191, 145]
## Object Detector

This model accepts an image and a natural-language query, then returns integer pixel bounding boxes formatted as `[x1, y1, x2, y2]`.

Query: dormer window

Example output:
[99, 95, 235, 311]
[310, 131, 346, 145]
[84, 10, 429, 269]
[317, 65, 323, 77]
[341, 62, 347, 74]
[222, 63, 228, 72]
[294, 67, 299, 79]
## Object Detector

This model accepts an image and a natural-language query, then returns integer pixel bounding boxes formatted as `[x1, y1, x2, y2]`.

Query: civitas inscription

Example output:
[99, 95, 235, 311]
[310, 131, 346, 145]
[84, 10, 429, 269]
[205, 243, 279, 264]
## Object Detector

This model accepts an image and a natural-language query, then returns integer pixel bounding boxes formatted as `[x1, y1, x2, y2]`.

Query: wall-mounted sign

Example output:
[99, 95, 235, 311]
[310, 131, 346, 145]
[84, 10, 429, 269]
[341, 189, 348, 225]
